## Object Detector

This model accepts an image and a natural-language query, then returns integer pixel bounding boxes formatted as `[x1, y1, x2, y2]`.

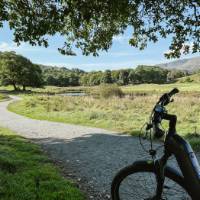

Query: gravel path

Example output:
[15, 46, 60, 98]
[0, 96, 199, 199]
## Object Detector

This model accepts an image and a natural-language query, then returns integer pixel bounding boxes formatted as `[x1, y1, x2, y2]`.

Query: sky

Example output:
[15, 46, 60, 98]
[0, 23, 199, 71]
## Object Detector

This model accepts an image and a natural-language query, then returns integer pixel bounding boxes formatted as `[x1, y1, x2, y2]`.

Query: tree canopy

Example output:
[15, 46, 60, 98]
[0, 51, 43, 90]
[1, 0, 199, 58]
[43, 67, 83, 86]
[0, 51, 192, 89]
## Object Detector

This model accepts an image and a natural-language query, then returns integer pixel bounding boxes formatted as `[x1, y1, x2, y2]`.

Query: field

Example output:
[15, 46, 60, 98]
[6, 83, 200, 150]
[0, 126, 85, 200]
[122, 83, 200, 93]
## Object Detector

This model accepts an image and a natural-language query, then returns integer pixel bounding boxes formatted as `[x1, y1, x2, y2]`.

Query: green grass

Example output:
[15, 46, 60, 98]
[0, 85, 93, 97]
[7, 83, 200, 150]
[0, 127, 85, 200]
[8, 94, 144, 133]
[0, 85, 14, 91]
[2, 82, 200, 95]
[178, 73, 200, 83]
[121, 83, 200, 93]
[7, 91, 200, 132]
[0, 93, 9, 101]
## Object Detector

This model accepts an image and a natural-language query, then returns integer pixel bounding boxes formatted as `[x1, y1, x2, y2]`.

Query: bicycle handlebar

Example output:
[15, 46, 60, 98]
[158, 88, 179, 106]
[168, 88, 179, 97]
[150, 88, 179, 137]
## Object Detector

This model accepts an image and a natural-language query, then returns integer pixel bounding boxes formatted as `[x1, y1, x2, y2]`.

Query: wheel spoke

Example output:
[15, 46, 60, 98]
[117, 172, 191, 200]
[112, 162, 192, 200]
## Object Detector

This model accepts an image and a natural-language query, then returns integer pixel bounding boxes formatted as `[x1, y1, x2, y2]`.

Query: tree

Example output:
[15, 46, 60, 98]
[167, 69, 186, 82]
[118, 70, 130, 85]
[21, 64, 44, 90]
[134, 65, 168, 83]
[128, 70, 137, 84]
[0, 51, 21, 90]
[43, 67, 82, 86]
[0, 1, 199, 58]
[101, 70, 113, 84]
[68, 73, 80, 86]
[46, 75, 58, 86]
[88, 72, 102, 86]
[111, 70, 120, 83]
[0, 51, 43, 90]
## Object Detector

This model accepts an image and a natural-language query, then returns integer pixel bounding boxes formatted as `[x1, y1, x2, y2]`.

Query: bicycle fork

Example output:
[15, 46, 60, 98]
[154, 152, 171, 200]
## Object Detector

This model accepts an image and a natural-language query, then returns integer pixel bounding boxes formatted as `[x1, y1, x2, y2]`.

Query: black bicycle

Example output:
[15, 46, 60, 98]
[111, 88, 200, 200]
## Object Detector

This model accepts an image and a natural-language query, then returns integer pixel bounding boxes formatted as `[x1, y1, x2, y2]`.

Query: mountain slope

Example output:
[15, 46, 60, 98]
[178, 72, 200, 83]
[158, 56, 200, 72]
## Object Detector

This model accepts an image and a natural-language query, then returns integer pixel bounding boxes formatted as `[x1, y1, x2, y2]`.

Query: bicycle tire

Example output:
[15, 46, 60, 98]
[111, 160, 192, 200]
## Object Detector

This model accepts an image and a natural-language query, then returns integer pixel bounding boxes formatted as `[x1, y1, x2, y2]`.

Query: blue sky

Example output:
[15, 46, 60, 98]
[0, 23, 199, 71]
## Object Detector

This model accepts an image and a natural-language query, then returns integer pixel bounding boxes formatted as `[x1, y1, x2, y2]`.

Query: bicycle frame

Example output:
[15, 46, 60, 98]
[157, 134, 200, 199]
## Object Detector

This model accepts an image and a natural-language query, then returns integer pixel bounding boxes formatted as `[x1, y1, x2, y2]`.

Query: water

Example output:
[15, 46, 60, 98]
[60, 92, 86, 96]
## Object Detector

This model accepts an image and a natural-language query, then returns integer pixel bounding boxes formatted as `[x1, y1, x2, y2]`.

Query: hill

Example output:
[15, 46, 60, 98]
[178, 72, 200, 83]
[158, 56, 200, 72]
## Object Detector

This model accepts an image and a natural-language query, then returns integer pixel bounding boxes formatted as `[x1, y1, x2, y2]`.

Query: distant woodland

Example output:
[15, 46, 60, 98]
[0, 51, 191, 90]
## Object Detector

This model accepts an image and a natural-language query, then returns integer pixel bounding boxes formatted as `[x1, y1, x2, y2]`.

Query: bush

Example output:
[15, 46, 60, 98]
[89, 111, 106, 120]
[98, 84, 124, 98]
[185, 77, 193, 83]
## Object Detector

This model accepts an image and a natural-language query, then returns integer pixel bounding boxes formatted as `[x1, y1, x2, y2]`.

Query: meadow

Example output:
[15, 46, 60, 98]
[6, 83, 200, 150]
[122, 82, 200, 93]
[0, 126, 85, 200]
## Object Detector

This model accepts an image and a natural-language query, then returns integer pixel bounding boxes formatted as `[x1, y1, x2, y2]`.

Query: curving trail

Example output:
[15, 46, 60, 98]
[0, 96, 199, 199]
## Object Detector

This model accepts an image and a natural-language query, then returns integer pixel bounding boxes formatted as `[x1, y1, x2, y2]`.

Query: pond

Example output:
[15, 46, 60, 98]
[60, 92, 87, 96]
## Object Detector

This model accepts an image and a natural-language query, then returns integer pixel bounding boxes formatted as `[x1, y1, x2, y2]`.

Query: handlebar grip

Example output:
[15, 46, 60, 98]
[168, 88, 179, 97]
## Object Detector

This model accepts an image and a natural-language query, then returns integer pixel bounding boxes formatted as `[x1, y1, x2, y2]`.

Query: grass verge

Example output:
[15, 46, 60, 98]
[0, 93, 9, 101]
[0, 127, 85, 200]
[8, 92, 200, 150]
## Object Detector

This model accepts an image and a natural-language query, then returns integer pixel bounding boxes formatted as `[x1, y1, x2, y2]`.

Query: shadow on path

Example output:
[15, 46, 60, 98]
[32, 133, 155, 199]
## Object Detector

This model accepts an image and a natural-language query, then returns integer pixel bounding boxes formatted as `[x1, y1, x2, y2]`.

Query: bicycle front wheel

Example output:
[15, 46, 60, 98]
[111, 160, 191, 200]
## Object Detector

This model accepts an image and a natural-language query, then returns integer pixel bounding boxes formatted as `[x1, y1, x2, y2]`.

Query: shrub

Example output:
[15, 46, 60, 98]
[98, 84, 124, 98]
[89, 111, 106, 120]
[184, 77, 193, 83]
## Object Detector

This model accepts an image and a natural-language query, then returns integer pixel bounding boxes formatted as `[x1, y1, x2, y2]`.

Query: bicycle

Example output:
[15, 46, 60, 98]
[111, 88, 200, 200]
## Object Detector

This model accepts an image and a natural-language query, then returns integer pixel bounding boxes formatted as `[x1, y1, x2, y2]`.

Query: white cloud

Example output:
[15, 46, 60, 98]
[40, 61, 135, 71]
[0, 42, 17, 51]
[100, 51, 139, 57]
[0, 41, 56, 53]
[110, 52, 134, 57]
[40, 59, 164, 71]
[113, 35, 129, 44]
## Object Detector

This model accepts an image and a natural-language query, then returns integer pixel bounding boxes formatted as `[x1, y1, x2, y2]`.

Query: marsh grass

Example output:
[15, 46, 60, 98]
[98, 84, 124, 98]
[8, 92, 200, 138]
[0, 127, 85, 200]
[7, 83, 200, 150]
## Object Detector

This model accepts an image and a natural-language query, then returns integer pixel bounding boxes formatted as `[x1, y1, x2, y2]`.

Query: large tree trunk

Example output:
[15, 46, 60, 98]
[13, 83, 17, 91]
[22, 85, 26, 91]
